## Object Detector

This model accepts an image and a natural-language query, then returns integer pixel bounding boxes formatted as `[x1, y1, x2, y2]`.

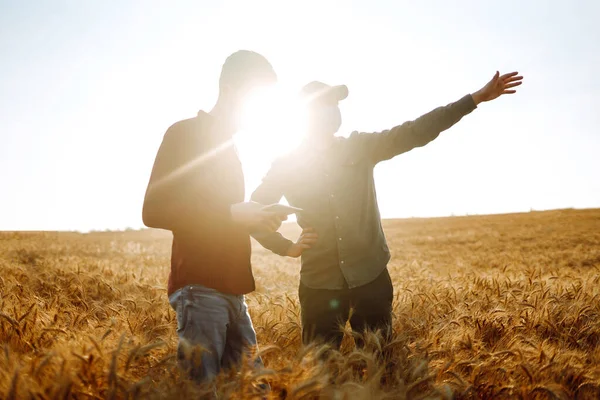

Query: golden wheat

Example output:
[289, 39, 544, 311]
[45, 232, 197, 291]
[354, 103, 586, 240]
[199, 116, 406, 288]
[0, 209, 599, 399]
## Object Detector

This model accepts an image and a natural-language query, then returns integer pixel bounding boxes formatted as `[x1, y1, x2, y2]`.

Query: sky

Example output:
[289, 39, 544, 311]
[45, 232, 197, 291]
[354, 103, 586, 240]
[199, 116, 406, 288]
[1, 0, 599, 231]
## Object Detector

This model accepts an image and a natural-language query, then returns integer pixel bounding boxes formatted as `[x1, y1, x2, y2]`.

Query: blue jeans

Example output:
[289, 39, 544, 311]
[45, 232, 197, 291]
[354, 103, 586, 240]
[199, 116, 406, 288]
[169, 284, 263, 382]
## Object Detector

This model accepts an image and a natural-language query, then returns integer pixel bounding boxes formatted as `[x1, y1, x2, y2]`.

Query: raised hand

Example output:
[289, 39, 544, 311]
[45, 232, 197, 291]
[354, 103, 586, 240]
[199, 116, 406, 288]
[286, 227, 318, 258]
[472, 71, 523, 105]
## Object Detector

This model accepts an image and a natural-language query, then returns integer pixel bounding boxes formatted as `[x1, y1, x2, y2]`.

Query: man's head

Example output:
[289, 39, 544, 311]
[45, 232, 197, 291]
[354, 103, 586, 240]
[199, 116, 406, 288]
[216, 50, 277, 129]
[300, 81, 348, 139]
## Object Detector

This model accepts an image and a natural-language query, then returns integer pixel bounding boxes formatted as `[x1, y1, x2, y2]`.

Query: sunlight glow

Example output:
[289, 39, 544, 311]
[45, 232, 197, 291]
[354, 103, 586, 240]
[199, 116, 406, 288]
[234, 86, 308, 199]
[236, 86, 307, 162]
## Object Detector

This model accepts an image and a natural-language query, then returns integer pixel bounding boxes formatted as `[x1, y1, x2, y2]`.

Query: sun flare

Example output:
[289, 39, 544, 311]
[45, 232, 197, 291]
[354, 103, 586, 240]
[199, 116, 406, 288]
[235, 86, 306, 163]
[234, 86, 308, 194]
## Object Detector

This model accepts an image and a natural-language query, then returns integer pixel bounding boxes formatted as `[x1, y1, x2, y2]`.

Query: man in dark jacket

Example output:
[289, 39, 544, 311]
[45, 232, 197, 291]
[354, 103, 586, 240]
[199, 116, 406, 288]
[142, 50, 283, 383]
[251, 71, 523, 348]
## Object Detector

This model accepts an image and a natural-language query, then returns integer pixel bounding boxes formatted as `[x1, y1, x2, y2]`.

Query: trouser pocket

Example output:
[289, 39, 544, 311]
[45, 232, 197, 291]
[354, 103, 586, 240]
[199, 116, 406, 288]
[168, 289, 187, 334]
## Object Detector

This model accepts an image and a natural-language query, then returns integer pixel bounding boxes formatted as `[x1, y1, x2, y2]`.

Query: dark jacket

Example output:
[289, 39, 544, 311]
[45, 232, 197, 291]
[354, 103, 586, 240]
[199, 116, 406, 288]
[142, 112, 255, 296]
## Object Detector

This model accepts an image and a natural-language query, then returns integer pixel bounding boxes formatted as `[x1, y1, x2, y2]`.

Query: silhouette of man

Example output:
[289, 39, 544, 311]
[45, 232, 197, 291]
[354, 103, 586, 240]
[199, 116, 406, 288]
[142, 50, 282, 383]
[251, 71, 523, 349]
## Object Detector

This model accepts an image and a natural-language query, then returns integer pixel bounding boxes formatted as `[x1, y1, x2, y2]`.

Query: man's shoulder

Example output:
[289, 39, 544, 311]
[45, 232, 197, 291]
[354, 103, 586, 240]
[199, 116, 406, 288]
[345, 130, 374, 141]
[324, 132, 368, 148]
[164, 113, 211, 141]
[342, 130, 379, 152]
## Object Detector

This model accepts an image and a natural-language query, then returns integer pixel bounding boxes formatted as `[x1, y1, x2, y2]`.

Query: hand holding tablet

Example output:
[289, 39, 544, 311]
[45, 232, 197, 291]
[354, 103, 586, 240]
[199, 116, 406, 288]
[261, 203, 303, 216]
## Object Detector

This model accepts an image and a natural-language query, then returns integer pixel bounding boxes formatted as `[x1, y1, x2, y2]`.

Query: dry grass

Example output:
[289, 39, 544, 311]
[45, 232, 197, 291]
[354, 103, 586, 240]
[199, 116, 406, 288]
[1, 208, 600, 399]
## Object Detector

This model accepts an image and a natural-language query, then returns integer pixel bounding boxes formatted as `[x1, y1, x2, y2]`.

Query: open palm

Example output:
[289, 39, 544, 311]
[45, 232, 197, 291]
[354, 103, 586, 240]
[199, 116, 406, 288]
[473, 71, 523, 104]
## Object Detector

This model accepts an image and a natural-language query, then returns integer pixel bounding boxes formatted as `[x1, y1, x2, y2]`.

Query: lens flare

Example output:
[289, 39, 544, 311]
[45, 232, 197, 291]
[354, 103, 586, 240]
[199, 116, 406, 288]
[238, 86, 306, 158]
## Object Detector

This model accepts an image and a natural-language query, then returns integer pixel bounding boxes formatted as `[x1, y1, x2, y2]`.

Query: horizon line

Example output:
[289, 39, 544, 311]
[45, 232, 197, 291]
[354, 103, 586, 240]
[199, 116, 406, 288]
[1, 206, 597, 234]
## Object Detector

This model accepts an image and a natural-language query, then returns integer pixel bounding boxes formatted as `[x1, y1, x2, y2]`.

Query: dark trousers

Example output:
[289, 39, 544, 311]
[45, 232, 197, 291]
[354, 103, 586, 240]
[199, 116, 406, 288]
[298, 268, 393, 349]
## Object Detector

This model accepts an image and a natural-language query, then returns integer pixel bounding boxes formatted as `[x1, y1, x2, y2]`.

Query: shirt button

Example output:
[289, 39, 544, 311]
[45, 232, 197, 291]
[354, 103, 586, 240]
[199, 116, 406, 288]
[330, 194, 334, 198]
[338, 237, 342, 241]
[341, 261, 345, 264]
[335, 216, 340, 220]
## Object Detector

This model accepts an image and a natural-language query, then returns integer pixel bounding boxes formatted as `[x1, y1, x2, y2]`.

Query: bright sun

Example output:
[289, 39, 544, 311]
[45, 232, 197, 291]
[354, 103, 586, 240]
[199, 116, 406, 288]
[234, 86, 307, 189]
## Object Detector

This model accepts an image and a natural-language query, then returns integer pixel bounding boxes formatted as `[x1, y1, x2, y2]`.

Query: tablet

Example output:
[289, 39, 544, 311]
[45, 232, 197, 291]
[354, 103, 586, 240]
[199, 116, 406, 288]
[261, 203, 303, 215]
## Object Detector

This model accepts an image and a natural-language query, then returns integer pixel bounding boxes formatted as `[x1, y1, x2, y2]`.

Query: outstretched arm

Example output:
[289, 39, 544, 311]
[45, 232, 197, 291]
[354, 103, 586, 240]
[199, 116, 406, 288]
[356, 71, 523, 163]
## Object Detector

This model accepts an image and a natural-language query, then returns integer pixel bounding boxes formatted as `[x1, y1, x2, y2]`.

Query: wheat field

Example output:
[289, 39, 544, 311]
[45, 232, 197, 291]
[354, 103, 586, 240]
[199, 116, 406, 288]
[1, 208, 599, 399]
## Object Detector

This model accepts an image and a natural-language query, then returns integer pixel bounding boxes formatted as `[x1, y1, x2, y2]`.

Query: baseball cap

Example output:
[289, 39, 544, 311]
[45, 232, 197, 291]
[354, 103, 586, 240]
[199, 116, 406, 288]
[299, 81, 349, 105]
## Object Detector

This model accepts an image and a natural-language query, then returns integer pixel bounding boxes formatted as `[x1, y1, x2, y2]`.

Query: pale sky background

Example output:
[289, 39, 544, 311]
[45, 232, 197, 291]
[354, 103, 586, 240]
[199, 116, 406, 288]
[1, 0, 598, 232]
